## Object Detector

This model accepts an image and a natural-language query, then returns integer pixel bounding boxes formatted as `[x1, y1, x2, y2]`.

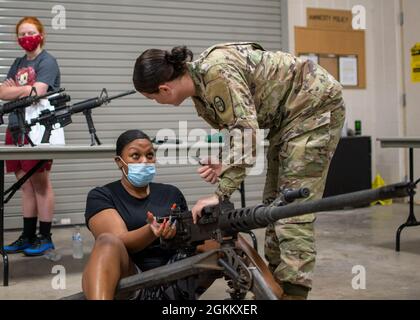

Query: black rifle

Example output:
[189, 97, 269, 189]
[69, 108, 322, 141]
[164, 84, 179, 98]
[63, 181, 417, 300]
[28, 88, 136, 146]
[0, 87, 64, 146]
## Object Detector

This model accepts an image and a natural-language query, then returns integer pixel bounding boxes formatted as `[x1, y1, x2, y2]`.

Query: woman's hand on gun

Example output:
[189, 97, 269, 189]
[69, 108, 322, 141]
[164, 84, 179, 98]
[146, 211, 177, 240]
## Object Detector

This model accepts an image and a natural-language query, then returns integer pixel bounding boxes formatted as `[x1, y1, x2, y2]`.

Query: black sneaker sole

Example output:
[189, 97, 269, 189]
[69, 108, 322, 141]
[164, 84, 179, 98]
[4, 248, 26, 254]
[23, 252, 45, 257]
[23, 247, 55, 257]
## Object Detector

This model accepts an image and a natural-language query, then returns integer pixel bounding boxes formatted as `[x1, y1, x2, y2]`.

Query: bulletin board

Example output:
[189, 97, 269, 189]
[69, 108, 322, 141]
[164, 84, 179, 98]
[295, 26, 366, 89]
[319, 55, 339, 80]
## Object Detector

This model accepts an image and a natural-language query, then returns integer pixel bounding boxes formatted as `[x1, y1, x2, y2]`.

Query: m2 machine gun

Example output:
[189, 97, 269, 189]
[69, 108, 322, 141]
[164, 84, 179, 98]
[64, 181, 417, 300]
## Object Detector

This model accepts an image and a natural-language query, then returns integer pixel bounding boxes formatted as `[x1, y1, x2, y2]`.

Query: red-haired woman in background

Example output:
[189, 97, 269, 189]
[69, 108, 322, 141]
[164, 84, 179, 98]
[0, 17, 61, 256]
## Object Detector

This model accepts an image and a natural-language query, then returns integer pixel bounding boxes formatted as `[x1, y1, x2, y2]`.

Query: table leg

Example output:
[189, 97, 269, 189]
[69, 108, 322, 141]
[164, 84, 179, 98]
[240, 181, 246, 208]
[396, 148, 420, 252]
[4, 160, 47, 204]
[0, 160, 9, 286]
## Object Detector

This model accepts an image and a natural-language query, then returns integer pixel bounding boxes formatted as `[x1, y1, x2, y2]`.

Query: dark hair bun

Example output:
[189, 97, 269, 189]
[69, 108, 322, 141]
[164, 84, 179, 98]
[166, 46, 193, 70]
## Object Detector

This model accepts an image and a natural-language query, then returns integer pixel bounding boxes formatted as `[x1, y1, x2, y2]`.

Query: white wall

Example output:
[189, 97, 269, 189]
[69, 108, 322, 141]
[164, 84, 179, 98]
[287, 0, 405, 184]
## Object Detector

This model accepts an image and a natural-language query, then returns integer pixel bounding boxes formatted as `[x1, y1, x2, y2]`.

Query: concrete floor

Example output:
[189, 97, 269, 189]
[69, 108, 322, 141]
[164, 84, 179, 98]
[1, 203, 420, 300]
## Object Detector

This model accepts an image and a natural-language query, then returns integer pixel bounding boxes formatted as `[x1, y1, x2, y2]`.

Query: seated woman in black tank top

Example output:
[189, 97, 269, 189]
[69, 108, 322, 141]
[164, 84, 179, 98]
[82, 129, 186, 300]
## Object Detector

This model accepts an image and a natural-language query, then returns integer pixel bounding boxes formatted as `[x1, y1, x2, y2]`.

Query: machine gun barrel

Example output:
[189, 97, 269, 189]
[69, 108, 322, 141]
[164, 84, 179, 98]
[219, 182, 415, 234]
[160, 182, 416, 250]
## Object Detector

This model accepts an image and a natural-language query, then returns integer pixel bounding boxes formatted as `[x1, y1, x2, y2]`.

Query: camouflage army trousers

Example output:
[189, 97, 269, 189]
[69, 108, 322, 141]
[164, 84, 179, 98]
[263, 98, 345, 297]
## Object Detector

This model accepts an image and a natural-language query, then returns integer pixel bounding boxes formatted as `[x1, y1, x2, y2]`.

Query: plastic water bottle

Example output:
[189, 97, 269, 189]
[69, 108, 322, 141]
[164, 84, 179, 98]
[72, 226, 84, 259]
[44, 249, 61, 262]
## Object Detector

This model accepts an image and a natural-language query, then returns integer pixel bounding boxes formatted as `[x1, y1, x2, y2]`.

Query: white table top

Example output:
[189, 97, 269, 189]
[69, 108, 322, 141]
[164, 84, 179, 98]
[378, 138, 420, 149]
[0, 137, 273, 161]
[0, 142, 226, 160]
[0, 144, 116, 160]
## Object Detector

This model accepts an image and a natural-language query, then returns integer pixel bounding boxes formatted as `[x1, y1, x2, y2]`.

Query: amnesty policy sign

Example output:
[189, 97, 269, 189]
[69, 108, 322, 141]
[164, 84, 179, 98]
[412, 43, 420, 83]
[307, 8, 353, 30]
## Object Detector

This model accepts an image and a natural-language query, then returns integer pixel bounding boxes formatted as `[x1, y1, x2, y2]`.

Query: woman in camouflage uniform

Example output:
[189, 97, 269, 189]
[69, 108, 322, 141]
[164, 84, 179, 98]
[132, 43, 345, 299]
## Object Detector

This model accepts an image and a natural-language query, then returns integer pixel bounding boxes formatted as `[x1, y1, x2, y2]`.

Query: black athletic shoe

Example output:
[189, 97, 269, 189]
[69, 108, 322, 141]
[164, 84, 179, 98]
[23, 234, 55, 256]
[4, 234, 35, 253]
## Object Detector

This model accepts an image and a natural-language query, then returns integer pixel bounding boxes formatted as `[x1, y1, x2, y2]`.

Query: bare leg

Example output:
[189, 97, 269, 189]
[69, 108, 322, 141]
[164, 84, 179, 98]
[29, 170, 54, 223]
[15, 170, 37, 218]
[82, 233, 137, 300]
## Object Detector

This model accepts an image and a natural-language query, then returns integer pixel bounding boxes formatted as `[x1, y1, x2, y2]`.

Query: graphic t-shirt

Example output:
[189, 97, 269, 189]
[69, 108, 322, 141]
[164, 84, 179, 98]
[85, 181, 189, 271]
[5, 50, 64, 146]
[6, 50, 60, 90]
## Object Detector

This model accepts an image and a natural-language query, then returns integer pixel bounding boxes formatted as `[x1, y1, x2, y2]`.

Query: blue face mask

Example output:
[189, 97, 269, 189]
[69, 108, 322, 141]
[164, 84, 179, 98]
[119, 158, 156, 188]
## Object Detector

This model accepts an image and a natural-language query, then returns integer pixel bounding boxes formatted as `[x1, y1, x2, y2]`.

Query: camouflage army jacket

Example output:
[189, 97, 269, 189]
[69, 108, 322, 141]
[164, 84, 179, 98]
[187, 42, 342, 198]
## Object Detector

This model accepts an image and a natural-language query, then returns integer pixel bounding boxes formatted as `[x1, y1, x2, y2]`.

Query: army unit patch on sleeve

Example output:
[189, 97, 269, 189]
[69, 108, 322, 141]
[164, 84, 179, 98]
[205, 78, 235, 125]
[214, 96, 226, 113]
